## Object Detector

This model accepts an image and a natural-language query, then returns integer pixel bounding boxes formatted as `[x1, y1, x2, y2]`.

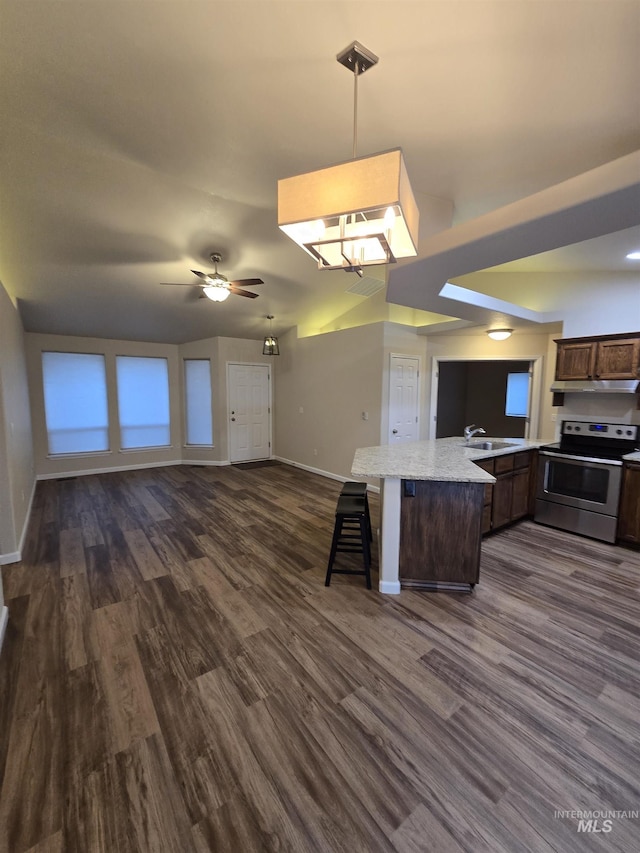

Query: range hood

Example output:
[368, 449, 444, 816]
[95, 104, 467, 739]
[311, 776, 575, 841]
[550, 378, 640, 394]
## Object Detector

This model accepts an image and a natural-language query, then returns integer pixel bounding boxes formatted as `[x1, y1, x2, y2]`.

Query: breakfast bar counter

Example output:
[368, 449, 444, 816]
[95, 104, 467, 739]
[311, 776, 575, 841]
[352, 437, 544, 594]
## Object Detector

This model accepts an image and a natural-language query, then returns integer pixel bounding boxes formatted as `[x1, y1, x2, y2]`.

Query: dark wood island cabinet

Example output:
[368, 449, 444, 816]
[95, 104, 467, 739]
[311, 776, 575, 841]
[351, 437, 543, 595]
[399, 479, 484, 590]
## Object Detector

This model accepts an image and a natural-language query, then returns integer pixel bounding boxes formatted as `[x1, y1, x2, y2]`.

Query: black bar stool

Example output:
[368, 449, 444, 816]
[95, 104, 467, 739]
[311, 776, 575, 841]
[325, 494, 372, 589]
[340, 481, 372, 541]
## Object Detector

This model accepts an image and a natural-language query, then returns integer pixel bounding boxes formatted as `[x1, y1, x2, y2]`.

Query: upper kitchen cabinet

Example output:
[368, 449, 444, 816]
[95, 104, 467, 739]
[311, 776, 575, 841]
[555, 332, 640, 381]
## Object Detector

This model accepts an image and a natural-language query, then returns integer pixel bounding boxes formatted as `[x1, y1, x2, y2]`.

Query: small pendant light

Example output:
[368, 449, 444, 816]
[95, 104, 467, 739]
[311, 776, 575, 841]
[263, 315, 280, 356]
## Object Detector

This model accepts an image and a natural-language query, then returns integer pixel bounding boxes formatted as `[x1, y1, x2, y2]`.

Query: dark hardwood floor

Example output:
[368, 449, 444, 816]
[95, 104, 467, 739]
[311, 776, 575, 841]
[1, 463, 639, 852]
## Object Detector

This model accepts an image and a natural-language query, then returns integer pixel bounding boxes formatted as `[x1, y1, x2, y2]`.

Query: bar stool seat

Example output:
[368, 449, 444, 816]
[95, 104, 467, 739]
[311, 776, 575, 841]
[325, 494, 372, 589]
[340, 481, 372, 541]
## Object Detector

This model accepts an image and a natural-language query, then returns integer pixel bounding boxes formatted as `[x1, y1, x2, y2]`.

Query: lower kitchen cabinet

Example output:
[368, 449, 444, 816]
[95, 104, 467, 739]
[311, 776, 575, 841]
[618, 461, 640, 545]
[399, 479, 484, 589]
[475, 450, 536, 534]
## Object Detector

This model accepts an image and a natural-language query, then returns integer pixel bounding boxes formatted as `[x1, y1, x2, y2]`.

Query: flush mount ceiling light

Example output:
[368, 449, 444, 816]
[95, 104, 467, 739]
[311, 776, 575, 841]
[277, 41, 419, 274]
[626, 251, 640, 260]
[487, 328, 513, 341]
[263, 315, 280, 356]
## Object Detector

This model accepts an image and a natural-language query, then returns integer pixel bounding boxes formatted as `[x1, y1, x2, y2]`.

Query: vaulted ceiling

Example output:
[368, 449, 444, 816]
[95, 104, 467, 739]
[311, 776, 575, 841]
[1, 1, 639, 344]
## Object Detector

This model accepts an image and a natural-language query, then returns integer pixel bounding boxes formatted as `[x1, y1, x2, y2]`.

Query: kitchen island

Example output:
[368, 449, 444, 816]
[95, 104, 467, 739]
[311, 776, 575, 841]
[352, 437, 545, 594]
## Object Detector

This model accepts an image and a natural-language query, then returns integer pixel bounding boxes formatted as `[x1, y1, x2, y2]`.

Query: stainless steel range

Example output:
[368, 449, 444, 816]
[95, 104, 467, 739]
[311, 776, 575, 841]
[535, 420, 639, 543]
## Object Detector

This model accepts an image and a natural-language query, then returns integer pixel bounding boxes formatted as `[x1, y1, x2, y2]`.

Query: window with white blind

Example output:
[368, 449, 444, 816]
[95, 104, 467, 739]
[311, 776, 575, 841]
[505, 372, 530, 418]
[42, 352, 109, 454]
[184, 359, 213, 445]
[116, 356, 170, 449]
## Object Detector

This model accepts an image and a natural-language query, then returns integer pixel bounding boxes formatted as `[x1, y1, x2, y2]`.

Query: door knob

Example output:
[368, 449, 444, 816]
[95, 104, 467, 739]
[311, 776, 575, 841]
[231, 417, 236, 422]
[392, 429, 398, 434]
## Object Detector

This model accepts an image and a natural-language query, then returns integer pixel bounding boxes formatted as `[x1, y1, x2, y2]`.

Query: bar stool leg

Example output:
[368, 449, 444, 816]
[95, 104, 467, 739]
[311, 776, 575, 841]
[325, 516, 342, 586]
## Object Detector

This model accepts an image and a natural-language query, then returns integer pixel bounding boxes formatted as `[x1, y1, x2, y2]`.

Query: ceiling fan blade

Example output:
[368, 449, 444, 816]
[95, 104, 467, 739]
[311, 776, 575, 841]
[160, 282, 201, 287]
[191, 269, 212, 282]
[228, 278, 264, 287]
[229, 287, 260, 299]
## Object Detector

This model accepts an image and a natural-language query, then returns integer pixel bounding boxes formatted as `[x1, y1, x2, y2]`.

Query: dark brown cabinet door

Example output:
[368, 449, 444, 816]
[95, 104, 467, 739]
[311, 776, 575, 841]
[618, 463, 640, 544]
[555, 341, 597, 380]
[595, 338, 640, 380]
[511, 468, 530, 520]
[555, 333, 640, 382]
[399, 480, 483, 586]
[492, 475, 513, 528]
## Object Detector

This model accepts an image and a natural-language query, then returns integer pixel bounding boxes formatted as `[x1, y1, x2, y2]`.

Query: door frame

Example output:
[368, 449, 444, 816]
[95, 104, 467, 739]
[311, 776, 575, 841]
[428, 355, 542, 440]
[387, 353, 421, 444]
[226, 362, 273, 463]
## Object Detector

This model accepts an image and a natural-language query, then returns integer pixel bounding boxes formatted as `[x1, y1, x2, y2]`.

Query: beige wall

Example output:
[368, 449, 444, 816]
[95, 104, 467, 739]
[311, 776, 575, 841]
[0, 281, 35, 571]
[274, 323, 384, 480]
[425, 329, 559, 442]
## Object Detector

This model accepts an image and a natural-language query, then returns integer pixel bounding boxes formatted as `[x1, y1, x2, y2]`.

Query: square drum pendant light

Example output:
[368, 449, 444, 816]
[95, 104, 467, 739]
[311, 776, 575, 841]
[278, 42, 419, 273]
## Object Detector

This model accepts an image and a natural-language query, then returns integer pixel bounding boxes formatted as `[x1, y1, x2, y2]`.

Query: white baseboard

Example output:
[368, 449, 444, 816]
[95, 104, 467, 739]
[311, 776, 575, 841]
[274, 456, 380, 493]
[379, 580, 401, 595]
[37, 458, 184, 480]
[17, 476, 37, 554]
[0, 605, 8, 656]
[182, 460, 230, 467]
[0, 475, 37, 565]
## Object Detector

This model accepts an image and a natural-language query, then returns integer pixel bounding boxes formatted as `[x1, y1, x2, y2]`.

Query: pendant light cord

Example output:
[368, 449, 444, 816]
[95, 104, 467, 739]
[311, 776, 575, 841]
[352, 63, 359, 159]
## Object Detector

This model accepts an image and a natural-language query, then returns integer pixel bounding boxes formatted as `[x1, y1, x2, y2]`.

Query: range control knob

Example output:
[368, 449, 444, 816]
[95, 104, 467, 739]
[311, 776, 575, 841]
[566, 425, 573, 431]
[617, 429, 623, 435]
[575, 425, 581, 431]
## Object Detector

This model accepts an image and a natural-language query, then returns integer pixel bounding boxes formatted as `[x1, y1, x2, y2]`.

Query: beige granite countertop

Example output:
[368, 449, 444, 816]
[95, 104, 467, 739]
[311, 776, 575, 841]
[624, 450, 640, 462]
[352, 436, 546, 482]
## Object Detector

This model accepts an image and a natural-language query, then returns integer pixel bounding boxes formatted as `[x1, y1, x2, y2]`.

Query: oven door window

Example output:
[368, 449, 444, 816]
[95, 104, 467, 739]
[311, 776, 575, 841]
[546, 460, 610, 505]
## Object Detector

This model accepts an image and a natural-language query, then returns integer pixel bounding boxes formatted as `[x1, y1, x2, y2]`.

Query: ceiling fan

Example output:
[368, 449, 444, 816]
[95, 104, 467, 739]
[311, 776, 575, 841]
[161, 252, 263, 302]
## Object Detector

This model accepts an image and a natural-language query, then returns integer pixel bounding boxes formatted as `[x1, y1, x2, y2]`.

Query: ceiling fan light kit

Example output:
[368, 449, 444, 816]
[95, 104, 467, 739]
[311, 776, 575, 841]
[203, 285, 230, 302]
[161, 252, 263, 301]
[277, 41, 419, 274]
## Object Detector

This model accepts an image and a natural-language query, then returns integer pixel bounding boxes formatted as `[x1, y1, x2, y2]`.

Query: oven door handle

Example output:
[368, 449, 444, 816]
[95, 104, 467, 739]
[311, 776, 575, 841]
[539, 450, 623, 467]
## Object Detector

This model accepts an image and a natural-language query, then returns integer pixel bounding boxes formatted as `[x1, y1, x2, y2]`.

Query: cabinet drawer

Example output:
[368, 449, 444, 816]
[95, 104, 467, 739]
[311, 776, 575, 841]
[513, 450, 531, 470]
[494, 454, 515, 474]
[475, 458, 495, 474]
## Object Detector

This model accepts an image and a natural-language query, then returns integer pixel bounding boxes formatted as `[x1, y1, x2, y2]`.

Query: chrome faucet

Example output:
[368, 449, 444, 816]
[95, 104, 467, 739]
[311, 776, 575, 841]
[464, 424, 486, 445]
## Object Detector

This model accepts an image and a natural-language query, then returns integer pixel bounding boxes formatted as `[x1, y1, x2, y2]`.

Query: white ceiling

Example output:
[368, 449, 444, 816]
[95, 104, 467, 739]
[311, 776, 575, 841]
[1, 1, 639, 344]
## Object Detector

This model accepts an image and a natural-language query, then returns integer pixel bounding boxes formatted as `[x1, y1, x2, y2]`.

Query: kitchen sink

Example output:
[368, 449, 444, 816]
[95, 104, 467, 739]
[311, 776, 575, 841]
[467, 440, 517, 450]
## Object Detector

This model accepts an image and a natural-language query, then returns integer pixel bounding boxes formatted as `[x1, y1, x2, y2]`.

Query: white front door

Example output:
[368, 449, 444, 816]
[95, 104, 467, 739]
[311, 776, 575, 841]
[228, 363, 271, 463]
[388, 355, 420, 444]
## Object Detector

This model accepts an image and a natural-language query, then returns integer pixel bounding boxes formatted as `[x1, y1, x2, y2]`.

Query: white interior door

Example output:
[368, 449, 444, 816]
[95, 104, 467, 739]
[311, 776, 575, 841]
[228, 363, 271, 463]
[388, 355, 420, 444]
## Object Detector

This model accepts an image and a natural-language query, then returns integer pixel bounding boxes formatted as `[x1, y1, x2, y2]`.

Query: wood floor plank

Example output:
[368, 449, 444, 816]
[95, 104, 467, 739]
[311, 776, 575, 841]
[1, 464, 639, 852]
[59, 527, 87, 577]
[123, 528, 169, 581]
[61, 573, 100, 671]
[391, 803, 467, 853]
[95, 636, 160, 754]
